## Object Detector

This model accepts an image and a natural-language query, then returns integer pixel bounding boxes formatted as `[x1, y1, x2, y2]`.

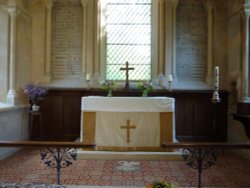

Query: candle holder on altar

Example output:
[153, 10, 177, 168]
[167, 74, 173, 91]
[86, 74, 90, 89]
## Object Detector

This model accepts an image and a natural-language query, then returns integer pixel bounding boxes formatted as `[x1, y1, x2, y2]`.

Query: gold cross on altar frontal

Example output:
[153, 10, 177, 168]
[120, 61, 134, 90]
[120, 119, 136, 143]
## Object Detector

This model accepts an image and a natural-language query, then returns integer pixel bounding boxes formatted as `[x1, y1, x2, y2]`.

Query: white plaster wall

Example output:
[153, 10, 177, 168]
[16, 10, 32, 93]
[31, 0, 46, 84]
[0, 107, 29, 160]
[0, 0, 32, 103]
[227, 0, 244, 100]
[0, 7, 9, 101]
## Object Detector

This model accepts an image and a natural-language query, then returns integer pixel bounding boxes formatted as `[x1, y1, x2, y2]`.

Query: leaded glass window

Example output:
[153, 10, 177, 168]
[104, 0, 152, 81]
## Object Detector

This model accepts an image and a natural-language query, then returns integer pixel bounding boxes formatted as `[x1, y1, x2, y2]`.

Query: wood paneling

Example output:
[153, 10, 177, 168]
[42, 90, 81, 141]
[40, 89, 228, 142]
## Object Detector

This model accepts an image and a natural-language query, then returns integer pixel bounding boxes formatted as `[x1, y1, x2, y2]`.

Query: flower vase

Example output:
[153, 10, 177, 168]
[32, 104, 40, 112]
[142, 90, 148, 97]
[107, 89, 113, 97]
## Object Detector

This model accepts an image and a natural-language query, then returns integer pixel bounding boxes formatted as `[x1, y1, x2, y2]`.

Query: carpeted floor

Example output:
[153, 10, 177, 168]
[0, 149, 249, 188]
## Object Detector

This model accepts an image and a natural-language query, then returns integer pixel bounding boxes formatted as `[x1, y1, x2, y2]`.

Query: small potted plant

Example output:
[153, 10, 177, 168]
[137, 81, 154, 97]
[146, 180, 175, 188]
[24, 83, 48, 111]
[100, 80, 116, 97]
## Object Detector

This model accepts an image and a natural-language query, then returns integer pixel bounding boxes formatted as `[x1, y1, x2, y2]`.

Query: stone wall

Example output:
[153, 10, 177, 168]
[0, 107, 29, 160]
[176, 0, 207, 81]
[227, 0, 244, 100]
[0, 0, 31, 102]
[31, 1, 46, 83]
[0, 7, 9, 101]
[210, 0, 228, 90]
[16, 6, 32, 96]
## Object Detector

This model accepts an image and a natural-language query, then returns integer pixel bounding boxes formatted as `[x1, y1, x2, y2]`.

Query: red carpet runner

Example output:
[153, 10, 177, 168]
[0, 149, 249, 187]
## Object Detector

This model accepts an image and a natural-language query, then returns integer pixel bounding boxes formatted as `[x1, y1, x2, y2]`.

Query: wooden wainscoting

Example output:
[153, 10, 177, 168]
[38, 89, 228, 142]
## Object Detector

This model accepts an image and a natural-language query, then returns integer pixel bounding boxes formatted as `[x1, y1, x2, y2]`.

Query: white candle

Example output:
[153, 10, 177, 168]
[86, 73, 90, 81]
[214, 66, 219, 89]
[168, 74, 173, 82]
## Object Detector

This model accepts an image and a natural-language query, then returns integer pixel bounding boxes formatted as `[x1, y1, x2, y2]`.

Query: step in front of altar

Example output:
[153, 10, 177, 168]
[77, 150, 182, 160]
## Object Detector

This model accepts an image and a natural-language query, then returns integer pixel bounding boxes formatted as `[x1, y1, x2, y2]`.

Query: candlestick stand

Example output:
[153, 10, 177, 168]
[212, 90, 220, 103]
[211, 89, 221, 141]
[86, 80, 90, 89]
[168, 81, 172, 91]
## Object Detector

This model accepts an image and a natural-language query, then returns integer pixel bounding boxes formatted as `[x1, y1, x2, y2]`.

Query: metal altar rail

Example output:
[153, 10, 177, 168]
[0, 141, 250, 188]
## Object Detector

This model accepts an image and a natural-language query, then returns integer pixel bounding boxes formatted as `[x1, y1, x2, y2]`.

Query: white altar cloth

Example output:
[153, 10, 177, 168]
[81, 96, 174, 112]
[81, 96, 175, 150]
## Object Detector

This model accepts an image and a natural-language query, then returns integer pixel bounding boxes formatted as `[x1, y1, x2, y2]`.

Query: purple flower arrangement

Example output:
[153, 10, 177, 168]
[24, 83, 48, 105]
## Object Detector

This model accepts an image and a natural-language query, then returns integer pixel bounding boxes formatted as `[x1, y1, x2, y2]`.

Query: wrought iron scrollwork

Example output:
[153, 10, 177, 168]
[40, 148, 77, 185]
[182, 148, 220, 188]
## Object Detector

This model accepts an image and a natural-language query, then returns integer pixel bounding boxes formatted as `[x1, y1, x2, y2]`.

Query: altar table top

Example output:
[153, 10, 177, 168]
[81, 96, 175, 112]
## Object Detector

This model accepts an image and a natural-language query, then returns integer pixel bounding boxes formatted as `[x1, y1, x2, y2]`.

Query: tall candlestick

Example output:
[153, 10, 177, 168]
[212, 66, 220, 103]
[214, 66, 219, 90]
[86, 73, 90, 89]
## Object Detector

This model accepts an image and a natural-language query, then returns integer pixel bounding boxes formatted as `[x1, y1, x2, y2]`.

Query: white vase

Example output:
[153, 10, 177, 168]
[107, 89, 113, 97]
[32, 104, 40, 112]
[142, 90, 148, 97]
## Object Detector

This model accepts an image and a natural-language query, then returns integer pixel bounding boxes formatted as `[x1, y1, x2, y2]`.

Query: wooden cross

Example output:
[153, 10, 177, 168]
[120, 61, 134, 90]
[120, 119, 136, 143]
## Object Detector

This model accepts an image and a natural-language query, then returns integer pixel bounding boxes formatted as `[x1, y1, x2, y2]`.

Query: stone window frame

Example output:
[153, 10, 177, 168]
[98, 0, 161, 83]
[97, 0, 215, 87]
[43, 0, 215, 88]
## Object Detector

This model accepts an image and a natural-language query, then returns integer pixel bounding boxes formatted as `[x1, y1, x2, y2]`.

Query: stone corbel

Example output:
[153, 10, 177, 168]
[43, 0, 54, 82]
[80, 0, 88, 7]
[245, 0, 250, 8]
[12, 0, 31, 18]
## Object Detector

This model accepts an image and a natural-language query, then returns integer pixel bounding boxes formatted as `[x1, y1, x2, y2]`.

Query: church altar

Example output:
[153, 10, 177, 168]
[80, 96, 175, 151]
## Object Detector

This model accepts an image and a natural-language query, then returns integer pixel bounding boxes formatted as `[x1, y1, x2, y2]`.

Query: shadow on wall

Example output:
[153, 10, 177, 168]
[228, 105, 250, 159]
[0, 107, 29, 159]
